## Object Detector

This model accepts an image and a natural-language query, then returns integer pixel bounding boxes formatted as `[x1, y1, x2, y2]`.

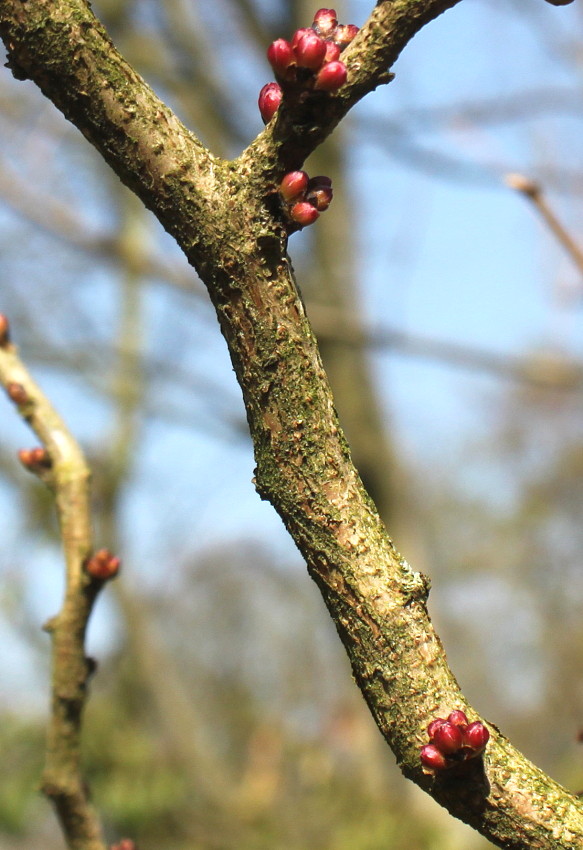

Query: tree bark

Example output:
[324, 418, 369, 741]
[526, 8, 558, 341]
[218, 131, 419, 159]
[1, 1, 582, 847]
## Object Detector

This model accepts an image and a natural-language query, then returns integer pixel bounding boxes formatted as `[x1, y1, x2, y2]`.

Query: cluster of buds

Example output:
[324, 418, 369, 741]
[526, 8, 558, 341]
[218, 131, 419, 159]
[18, 446, 52, 473]
[111, 841, 138, 850]
[85, 548, 121, 581]
[279, 170, 333, 227]
[258, 8, 359, 123]
[420, 710, 490, 773]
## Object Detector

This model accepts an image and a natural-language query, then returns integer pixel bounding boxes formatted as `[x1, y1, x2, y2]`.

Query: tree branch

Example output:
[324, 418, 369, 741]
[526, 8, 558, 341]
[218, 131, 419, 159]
[238, 0, 462, 175]
[0, 0, 220, 274]
[0, 318, 107, 850]
[1, 1, 583, 848]
[506, 172, 583, 280]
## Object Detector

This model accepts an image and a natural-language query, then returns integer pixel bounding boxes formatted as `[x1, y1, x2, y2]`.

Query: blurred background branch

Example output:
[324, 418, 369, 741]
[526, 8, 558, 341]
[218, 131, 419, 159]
[0, 319, 106, 850]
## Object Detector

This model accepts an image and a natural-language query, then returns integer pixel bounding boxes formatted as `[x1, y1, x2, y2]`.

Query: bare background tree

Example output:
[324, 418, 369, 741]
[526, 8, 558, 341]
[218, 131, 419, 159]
[0, 1, 583, 848]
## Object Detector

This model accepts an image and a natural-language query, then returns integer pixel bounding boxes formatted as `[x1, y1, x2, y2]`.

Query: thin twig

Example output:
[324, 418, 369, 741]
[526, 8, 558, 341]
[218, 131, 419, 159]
[0, 316, 107, 850]
[506, 172, 583, 279]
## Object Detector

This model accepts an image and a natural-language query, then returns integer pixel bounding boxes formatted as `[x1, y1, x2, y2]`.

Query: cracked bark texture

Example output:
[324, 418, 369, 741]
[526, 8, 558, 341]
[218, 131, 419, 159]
[1, 1, 582, 848]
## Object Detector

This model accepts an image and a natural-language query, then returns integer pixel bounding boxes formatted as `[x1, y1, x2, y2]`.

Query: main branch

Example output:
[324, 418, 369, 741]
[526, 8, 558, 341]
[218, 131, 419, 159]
[1, 1, 582, 848]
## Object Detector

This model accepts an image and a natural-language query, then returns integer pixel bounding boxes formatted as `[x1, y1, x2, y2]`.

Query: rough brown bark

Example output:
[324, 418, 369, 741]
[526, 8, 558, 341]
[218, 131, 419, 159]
[1, 1, 582, 848]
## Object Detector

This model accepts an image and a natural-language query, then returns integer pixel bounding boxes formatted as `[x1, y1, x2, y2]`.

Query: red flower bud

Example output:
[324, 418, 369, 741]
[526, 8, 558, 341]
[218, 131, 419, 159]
[291, 28, 315, 50]
[432, 721, 464, 754]
[111, 841, 138, 850]
[33, 447, 49, 464]
[18, 447, 51, 472]
[463, 721, 490, 753]
[258, 82, 282, 124]
[306, 176, 333, 210]
[267, 39, 295, 78]
[6, 382, 29, 406]
[324, 41, 341, 63]
[447, 710, 469, 729]
[290, 202, 319, 227]
[427, 717, 447, 739]
[334, 23, 359, 49]
[293, 31, 327, 70]
[420, 743, 449, 771]
[0, 314, 10, 347]
[312, 8, 338, 38]
[314, 60, 347, 91]
[280, 171, 309, 202]
[306, 185, 333, 211]
[85, 548, 121, 581]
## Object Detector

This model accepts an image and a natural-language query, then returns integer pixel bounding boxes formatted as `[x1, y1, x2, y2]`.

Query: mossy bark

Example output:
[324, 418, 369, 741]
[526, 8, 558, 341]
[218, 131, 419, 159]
[1, 1, 583, 848]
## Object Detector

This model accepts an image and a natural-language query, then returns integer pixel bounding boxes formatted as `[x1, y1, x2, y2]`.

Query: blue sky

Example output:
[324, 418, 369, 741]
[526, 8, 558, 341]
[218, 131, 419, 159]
[1, 0, 583, 714]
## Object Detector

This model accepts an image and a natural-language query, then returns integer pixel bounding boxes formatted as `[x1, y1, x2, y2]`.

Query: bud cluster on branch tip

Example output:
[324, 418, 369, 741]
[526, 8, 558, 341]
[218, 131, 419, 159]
[111, 841, 138, 850]
[0, 314, 10, 347]
[258, 8, 358, 123]
[85, 548, 121, 581]
[278, 171, 333, 228]
[18, 447, 51, 473]
[420, 710, 490, 773]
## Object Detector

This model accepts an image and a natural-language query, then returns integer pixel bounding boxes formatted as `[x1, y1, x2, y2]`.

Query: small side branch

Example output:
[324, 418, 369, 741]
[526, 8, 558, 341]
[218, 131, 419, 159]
[506, 173, 583, 279]
[0, 316, 107, 850]
[238, 0, 463, 176]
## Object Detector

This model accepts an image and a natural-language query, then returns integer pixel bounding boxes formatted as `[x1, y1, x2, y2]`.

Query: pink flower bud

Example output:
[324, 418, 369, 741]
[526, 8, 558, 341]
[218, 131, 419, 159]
[427, 717, 447, 739]
[293, 31, 327, 70]
[18, 448, 33, 468]
[31, 447, 49, 466]
[463, 721, 490, 753]
[334, 23, 359, 49]
[324, 41, 341, 63]
[290, 202, 319, 227]
[6, 382, 29, 406]
[420, 744, 449, 772]
[312, 8, 338, 38]
[432, 721, 464, 754]
[18, 447, 51, 472]
[258, 82, 282, 124]
[267, 39, 295, 77]
[0, 313, 10, 347]
[85, 548, 121, 581]
[447, 710, 469, 729]
[314, 60, 347, 91]
[280, 171, 309, 202]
